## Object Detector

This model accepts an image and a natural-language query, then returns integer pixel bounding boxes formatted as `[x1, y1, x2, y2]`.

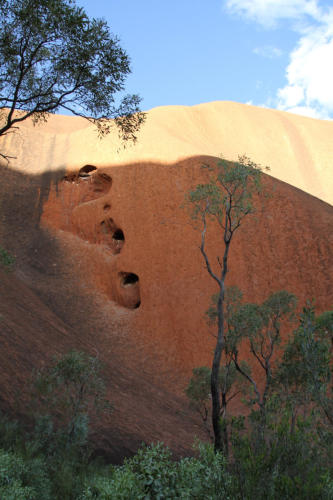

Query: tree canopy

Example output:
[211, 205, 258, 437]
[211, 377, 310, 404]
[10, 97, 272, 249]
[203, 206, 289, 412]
[0, 0, 145, 147]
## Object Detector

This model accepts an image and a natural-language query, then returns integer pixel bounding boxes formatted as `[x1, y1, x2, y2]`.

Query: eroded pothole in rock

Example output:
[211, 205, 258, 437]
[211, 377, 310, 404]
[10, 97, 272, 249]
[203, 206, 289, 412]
[79, 165, 97, 177]
[61, 166, 112, 203]
[121, 272, 138, 286]
[55, 167, 141, 309]
[117, 272, 141, 309]
[100, 218, 125, 254]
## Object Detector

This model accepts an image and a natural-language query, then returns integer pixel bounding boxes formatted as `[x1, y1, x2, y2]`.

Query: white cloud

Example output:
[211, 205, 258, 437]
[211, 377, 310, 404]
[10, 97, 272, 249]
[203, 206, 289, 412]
[224, 0, 333, 119]
[253, 45, 283, 58]
[277, 84, 304, 107]
[225, 0, 321, 27]
[280, 105, 330, 119]
[277, 11, 333, 118]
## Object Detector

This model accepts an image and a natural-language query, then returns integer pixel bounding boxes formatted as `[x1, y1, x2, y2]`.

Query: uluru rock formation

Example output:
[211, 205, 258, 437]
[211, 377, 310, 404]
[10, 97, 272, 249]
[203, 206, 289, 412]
[0, 101, 332, 460]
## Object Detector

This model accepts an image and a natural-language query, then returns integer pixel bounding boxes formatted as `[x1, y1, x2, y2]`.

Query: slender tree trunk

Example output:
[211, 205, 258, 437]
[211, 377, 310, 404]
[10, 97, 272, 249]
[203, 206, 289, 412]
[221, 392, 229, 456]
[211, 232, 231, 453]
[211, 308, 223, 451]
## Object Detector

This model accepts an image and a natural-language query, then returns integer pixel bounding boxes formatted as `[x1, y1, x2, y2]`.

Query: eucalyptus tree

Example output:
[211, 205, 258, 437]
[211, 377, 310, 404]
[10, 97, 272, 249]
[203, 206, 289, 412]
[0, 0, 145, 160]
[231, 290, 297, 433]
[31, 350, 112, 451]
[186, 156, 267, 452]
[277, 304, 333, 429]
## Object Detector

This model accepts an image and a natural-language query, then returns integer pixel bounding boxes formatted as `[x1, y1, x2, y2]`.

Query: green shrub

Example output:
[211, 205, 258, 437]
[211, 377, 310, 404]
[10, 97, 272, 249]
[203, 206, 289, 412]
[0, 246, 15, 271]
[80, 468, 145, 500]
[0, 448, 51, 499]
[81, 442, 232, 500]
[229, 412, 333, 499]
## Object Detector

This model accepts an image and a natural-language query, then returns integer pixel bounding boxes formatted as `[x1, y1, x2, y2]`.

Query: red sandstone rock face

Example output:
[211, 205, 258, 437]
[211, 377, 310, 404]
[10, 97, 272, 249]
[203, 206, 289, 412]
[41, 156, 333, 390]
[0, 103, 332, 460]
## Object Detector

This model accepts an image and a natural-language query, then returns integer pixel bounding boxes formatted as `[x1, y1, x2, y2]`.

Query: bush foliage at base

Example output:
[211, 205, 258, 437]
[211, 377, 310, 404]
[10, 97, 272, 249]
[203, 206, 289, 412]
[0, 417, 331, 499]
[0, 318, 331, 499]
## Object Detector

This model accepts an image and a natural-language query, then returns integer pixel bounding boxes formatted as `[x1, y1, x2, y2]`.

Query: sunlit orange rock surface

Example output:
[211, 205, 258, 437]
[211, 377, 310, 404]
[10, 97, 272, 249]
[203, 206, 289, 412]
[0, 101, 332, 460]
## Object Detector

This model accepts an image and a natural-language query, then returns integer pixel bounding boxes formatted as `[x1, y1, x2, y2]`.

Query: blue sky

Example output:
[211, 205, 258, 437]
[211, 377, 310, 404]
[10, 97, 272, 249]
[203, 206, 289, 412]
[80, 0, 333, 119]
